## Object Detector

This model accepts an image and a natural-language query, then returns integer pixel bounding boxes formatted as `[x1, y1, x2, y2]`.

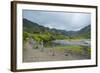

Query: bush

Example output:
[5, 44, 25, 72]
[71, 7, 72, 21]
[23, 32, 29, 41]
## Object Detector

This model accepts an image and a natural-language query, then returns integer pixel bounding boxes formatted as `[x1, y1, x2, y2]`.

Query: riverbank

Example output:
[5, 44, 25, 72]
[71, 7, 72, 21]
[23, 39, 91, 62]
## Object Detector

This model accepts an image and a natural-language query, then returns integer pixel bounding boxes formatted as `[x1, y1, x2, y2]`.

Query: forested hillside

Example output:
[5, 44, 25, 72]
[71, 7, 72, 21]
[23, 18, 91, 41]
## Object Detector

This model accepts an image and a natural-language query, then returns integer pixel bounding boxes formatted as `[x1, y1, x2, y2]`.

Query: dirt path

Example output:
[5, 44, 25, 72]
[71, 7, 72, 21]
[23, 41, 88, 63]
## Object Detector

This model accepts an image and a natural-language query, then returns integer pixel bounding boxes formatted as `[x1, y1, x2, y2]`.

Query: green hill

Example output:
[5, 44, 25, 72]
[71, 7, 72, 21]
[23, 18, 69, 35]
[23, 18, 91, 39]
[76, 25, 91, 38]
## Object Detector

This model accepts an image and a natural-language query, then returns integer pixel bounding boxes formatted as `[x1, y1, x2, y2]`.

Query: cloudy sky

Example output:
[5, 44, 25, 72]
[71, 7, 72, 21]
[23, 10, 91, 31]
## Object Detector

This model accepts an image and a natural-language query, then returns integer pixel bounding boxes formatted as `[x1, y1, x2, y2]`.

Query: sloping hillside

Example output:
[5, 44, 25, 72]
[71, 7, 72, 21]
[23, 18, 91, 39]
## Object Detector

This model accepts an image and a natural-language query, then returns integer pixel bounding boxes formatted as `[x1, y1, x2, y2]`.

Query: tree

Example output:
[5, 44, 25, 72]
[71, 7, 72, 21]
[32, 32, 56, 52]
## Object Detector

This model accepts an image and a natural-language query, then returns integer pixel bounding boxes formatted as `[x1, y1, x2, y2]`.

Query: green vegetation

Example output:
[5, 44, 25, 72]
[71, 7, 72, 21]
[23, 18, 70, 43]
[87, 48, 91, 56]
[23, 32, 30, 42]
[50, 45, 91, 56]
[51, 45, 83, 54]
[23, 18, 91, 58]
[23, 19, 91, 58]
[31, 33, 55, 46]
[23, 18, 91, 41]
[76, 25, 91, 39]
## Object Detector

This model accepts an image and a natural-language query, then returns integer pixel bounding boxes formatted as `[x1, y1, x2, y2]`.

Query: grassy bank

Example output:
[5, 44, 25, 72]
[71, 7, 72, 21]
[46, 45, 91, 58]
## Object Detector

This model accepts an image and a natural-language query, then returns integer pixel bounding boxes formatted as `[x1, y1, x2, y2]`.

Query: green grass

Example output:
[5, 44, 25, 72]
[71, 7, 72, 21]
[54, 45, 91, 57]
[87, 48, 91, 56]
[54, 45, 83, 54]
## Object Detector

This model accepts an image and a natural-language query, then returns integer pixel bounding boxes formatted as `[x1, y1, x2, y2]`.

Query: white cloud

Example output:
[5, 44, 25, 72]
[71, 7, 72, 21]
[23, 10, 91, 31]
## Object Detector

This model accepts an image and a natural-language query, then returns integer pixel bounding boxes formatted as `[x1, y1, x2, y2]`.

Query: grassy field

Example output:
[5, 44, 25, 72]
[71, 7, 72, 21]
[46, 45, 91, 57]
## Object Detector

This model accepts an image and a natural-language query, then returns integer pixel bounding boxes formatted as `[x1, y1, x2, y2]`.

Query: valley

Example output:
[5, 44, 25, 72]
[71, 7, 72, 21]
[23, 18, 91, 62]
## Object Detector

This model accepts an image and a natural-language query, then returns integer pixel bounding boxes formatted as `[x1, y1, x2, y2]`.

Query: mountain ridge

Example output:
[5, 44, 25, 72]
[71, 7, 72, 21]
[23, 18, 90, 39]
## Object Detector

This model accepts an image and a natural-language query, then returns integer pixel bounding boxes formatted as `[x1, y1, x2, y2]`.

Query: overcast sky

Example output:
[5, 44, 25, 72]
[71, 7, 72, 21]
[23, 10, 91, 31]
